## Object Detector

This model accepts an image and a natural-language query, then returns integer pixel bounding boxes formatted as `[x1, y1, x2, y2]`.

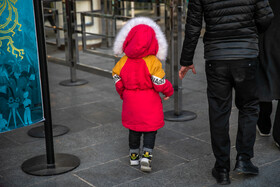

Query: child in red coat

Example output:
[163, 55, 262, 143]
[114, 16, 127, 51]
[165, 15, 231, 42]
[112, 17, 174, 172]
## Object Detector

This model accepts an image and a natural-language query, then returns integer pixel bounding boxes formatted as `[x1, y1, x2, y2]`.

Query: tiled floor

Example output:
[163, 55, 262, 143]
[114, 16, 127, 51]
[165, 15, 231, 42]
[0, 39, 279, 187]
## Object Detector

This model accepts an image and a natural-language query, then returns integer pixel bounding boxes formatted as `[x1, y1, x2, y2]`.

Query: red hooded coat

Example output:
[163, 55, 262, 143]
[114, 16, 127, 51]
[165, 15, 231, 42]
[112, 17, 173, 132]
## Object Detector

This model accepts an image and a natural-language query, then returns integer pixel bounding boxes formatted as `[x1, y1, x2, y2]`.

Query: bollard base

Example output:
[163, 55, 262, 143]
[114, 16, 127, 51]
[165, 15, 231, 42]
[164, 110, 197, 122]
[28, 125, 69, 138]
[21, 153, 80, 176]
[59, 79, 88, 86]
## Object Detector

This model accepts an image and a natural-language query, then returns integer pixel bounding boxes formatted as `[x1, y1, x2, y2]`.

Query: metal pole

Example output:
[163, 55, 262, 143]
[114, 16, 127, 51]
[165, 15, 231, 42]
[22, 0, 80, 176]
[28, 2, 70, 139]
[155, 0, 160, 20]
[67, 0, 77, 82]
[33, 0, 55, 167]
[60, 0, 88, 86]
[54, 9, 62, 47]
[105, 0, 109, 47]
[81, 13, 87, 50]
[164, 0, 197, 122]
[164, 0, 174, 83]
[174, 0, 182, 115]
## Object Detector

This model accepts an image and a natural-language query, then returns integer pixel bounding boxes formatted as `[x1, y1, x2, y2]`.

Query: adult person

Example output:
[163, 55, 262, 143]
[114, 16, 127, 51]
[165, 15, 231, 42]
[256, 0, 280, 148]
[178, 0, 273, 185]
[43, 0, 58, 33]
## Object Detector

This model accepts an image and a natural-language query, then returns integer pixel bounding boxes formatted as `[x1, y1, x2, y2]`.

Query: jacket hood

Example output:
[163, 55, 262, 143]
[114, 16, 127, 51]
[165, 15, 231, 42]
[113, 17, 168, 61]
[123, 24, 158, 59]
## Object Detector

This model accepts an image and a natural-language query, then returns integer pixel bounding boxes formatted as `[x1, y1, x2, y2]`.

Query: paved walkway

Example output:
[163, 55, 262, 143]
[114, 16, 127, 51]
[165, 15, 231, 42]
[0, 39, 280, 187]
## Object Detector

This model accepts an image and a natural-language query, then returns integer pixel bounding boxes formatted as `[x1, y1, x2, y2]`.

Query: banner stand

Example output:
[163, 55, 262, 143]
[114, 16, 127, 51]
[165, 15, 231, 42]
[27, 124, 69, 138]
[164, 0, 197, 122]
[21, 0, 80, 176]
[59, 0, 88, 87]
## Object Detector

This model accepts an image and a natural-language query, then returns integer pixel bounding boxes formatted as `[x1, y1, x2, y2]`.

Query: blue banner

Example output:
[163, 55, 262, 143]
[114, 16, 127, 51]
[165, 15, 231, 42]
[0, 0, 44, 133]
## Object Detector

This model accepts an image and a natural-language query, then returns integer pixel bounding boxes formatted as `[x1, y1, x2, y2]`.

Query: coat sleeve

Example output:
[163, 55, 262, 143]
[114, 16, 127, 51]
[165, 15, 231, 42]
[149, 57, 174, 97]
[255, 0, 274, 33]
[112, 57, 127, 100]
[180, 0, 203, 66]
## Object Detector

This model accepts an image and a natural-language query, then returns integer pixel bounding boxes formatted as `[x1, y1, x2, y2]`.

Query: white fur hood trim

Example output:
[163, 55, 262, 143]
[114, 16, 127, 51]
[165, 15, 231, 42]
[113, 17, 168, 61]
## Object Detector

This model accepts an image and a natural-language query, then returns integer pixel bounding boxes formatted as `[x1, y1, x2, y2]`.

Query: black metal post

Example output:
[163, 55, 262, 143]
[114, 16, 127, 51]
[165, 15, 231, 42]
[164, 0, 174, 83]
[35, 0, 55, 167]
[164, 0, 197, 122]
[22, 0, 80, 176]
[28, 0, 70, 138]
[60, 0, 88, 86]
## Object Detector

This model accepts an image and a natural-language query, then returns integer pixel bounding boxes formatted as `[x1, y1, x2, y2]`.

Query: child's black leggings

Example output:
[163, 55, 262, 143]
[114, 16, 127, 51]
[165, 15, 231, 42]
[129, 130, 157, 149]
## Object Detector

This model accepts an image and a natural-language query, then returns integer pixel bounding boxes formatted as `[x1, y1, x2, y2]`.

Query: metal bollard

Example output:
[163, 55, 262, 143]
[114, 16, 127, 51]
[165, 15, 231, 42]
[164, 0, 197, 122]
[59, 0, 88, 86]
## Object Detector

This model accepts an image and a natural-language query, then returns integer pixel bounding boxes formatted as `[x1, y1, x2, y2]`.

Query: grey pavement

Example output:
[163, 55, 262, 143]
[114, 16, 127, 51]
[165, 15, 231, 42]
[0, 38, 280, 187]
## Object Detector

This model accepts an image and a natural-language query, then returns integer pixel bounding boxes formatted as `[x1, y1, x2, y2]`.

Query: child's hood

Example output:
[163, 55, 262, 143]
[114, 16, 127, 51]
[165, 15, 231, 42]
[113, 17, 168, 61]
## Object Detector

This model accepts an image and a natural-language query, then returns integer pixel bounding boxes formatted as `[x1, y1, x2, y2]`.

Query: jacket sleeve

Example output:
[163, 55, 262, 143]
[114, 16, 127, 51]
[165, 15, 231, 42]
[150, 58, 174, 97]
[112, 58, 126, 100]
[255, 0, 274, 33]
[180, 0, 203, 66]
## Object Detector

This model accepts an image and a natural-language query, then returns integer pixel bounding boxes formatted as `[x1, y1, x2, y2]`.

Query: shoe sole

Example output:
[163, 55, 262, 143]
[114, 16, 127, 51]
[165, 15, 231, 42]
[130, 160, 139, 166]
[256, 126, 271, 137]
[141, 165, 152, 172]
[140, 159, 151, 172]
[234, 168, 259, 175]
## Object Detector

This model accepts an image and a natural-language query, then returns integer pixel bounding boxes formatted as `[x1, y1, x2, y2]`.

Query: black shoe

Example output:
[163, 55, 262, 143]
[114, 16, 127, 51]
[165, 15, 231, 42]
[256, 126, 271, 137]
[212, 168, 230, 185]
[234, 157, 259, 175]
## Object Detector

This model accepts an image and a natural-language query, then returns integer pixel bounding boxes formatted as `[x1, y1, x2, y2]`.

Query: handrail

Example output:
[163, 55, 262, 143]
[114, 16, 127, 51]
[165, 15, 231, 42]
[80, 12, 132, 60]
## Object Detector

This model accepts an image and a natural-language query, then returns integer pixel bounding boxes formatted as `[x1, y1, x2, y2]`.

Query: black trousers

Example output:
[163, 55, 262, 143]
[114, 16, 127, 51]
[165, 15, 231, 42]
[258, 102, 273, 134]
[205, 59, 259, 171]
[258, 101, 280, 144]
[129, 130, 157, 150]
[43, 2, 56, 27]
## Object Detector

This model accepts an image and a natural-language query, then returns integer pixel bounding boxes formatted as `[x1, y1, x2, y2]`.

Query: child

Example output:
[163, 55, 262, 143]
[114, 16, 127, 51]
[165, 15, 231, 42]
[112, 17, 174, 172]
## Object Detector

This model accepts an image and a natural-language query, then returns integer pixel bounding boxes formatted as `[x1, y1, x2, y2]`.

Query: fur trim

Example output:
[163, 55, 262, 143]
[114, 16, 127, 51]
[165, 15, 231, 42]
[113, 17, 168, 61]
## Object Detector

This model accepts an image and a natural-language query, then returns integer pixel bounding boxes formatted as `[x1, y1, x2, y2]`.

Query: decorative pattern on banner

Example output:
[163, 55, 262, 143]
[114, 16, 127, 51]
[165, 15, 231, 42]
[0, 0, 44, 133]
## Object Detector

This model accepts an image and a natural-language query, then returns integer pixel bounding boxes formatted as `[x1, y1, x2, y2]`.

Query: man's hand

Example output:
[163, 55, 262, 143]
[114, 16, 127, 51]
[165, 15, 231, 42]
[179, 65, 196, 80]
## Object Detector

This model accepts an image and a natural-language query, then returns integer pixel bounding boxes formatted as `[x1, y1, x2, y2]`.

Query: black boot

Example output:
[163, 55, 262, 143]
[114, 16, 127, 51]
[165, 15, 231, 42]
[234, 155, 259, 175]
[212, 168, 230, 185]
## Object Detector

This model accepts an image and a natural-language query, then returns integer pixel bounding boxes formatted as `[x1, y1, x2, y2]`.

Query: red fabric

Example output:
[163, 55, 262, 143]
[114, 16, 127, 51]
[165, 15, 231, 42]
[123, 25, 158, 59]
[115, 80, 124, 100]
[118, 58, 166, 131]
[153, 81, 174, 97]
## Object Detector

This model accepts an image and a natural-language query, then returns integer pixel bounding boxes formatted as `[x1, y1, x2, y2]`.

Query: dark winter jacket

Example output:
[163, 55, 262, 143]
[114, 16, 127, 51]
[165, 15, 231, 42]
[180, 0, 274, 66]
[257, 0, 280, 101]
